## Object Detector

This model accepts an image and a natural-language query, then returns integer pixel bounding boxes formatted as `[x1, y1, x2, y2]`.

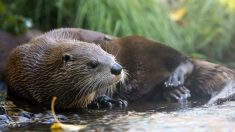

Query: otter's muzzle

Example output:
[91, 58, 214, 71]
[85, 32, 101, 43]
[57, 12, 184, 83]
[111, 63, 123, 75]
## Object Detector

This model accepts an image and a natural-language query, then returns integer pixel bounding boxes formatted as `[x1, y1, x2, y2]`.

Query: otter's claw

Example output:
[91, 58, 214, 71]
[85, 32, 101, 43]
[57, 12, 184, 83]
[164, 69, 184, 88]
[165, 60, 193, 88]
[88, 95, 128, 109]
[163, 86, 191, 102]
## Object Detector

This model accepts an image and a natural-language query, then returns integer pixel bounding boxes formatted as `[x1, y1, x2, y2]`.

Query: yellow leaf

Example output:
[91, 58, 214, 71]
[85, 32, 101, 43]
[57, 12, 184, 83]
[50, 96, 87, 132]
[51, 123, 87, 132]
[170, 7, 187, 22]
[220, 0, 235, 11]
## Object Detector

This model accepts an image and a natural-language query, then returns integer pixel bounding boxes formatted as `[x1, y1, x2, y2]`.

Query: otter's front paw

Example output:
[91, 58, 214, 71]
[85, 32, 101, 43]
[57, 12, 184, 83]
[165, 60, 193, 88]
[163, 86, 191, 102]
[88, 95, 128, 109]
[164, 69, 185, 88]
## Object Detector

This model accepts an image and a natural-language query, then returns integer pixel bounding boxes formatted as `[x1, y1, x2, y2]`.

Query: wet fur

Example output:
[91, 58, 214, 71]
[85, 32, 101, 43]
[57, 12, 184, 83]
[4, 28, 235, 108]
[47, 28, 235, 104]
[186, 60, 235, 101]
[5, 30, 125, 109]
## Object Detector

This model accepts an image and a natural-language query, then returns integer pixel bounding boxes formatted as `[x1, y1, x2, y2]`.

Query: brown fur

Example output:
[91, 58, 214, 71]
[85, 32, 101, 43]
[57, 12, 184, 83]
[107, 36, 189, 101]
[0, 30, 42, 80]
[5, 29, 125, 109]
[186, 60, 235, 98]
[108, 36, 235, 103]
[110, 37, 235, 103]
[4, 28, 235, 108]
[47, 28, 235, 103]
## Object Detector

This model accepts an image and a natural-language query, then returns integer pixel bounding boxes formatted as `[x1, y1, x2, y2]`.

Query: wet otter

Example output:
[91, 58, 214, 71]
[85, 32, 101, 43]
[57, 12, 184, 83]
[0, 30, 43, 109]
[101, 35, 235, 104]
[4, 32, 126, 109]
[107, 36, 235, 104]
[38, 29, 194, 103]
[4, 28, 235, 109]
[42, 28, 235, 105]
[185, 59, 235, 104]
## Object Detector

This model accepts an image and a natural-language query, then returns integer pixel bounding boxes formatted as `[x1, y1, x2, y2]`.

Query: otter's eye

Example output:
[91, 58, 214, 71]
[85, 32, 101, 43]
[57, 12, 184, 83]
[62, 54, 73, 64]
[87, 60, 99, 69]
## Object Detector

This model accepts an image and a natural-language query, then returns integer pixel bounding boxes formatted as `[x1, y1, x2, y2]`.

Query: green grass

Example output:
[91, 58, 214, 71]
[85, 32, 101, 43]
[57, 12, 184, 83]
[2, 0, 235, 63]
[74, 0, 235, 61]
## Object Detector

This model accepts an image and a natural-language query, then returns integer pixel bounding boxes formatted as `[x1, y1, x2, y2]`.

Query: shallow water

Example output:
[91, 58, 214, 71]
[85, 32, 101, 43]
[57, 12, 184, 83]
[1, 95, 235, 132]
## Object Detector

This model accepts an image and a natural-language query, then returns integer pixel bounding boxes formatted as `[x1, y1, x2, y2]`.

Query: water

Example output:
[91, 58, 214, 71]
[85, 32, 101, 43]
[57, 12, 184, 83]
[1, 96, 235, 132]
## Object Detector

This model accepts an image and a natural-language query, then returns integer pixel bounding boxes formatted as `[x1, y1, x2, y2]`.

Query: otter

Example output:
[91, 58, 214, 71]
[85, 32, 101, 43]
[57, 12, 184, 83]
[40, 28, 235, 105]
[105, 36, 235, 105]
[4, 31, 126, 109]
[109, 36, 235, 104]
[0, 30, 43, 119]
[4, 28, 234, 109]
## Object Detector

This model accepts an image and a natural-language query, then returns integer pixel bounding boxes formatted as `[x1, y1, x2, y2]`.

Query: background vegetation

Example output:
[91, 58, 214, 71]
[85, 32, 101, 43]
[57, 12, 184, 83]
[1, 0, 235, 66]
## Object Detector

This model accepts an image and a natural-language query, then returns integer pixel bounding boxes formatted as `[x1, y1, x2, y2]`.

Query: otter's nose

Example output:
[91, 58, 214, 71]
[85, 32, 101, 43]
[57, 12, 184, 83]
[111, 63, 123, 75]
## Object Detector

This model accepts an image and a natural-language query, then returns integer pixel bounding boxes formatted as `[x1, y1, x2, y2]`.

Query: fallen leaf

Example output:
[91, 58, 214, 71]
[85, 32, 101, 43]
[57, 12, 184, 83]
[50, 96, 87, 132]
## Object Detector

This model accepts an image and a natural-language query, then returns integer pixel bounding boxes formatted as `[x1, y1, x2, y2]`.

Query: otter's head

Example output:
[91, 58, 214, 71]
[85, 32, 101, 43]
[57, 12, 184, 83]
[42, 40, 126, 108]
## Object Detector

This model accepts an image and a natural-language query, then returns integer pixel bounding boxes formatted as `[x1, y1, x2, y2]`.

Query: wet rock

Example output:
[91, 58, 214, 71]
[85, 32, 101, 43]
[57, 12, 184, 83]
[19, 111, 34, 119]
[0, 107, 6, 115]
[0, 114, 12, 124]
[17, 116, 31, 123]
[34, 113, 43, 119]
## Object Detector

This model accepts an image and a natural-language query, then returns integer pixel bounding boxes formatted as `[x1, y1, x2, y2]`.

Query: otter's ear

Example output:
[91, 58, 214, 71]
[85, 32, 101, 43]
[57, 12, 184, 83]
[62, 54, 73, 64]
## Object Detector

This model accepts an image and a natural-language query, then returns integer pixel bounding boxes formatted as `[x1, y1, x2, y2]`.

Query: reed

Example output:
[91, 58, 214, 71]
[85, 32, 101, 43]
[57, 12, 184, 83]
[2, 0, 235, 62]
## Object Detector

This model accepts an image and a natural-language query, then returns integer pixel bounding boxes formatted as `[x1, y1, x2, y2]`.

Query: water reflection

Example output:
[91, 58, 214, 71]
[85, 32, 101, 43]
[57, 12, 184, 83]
[1, 89, 235, 131]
